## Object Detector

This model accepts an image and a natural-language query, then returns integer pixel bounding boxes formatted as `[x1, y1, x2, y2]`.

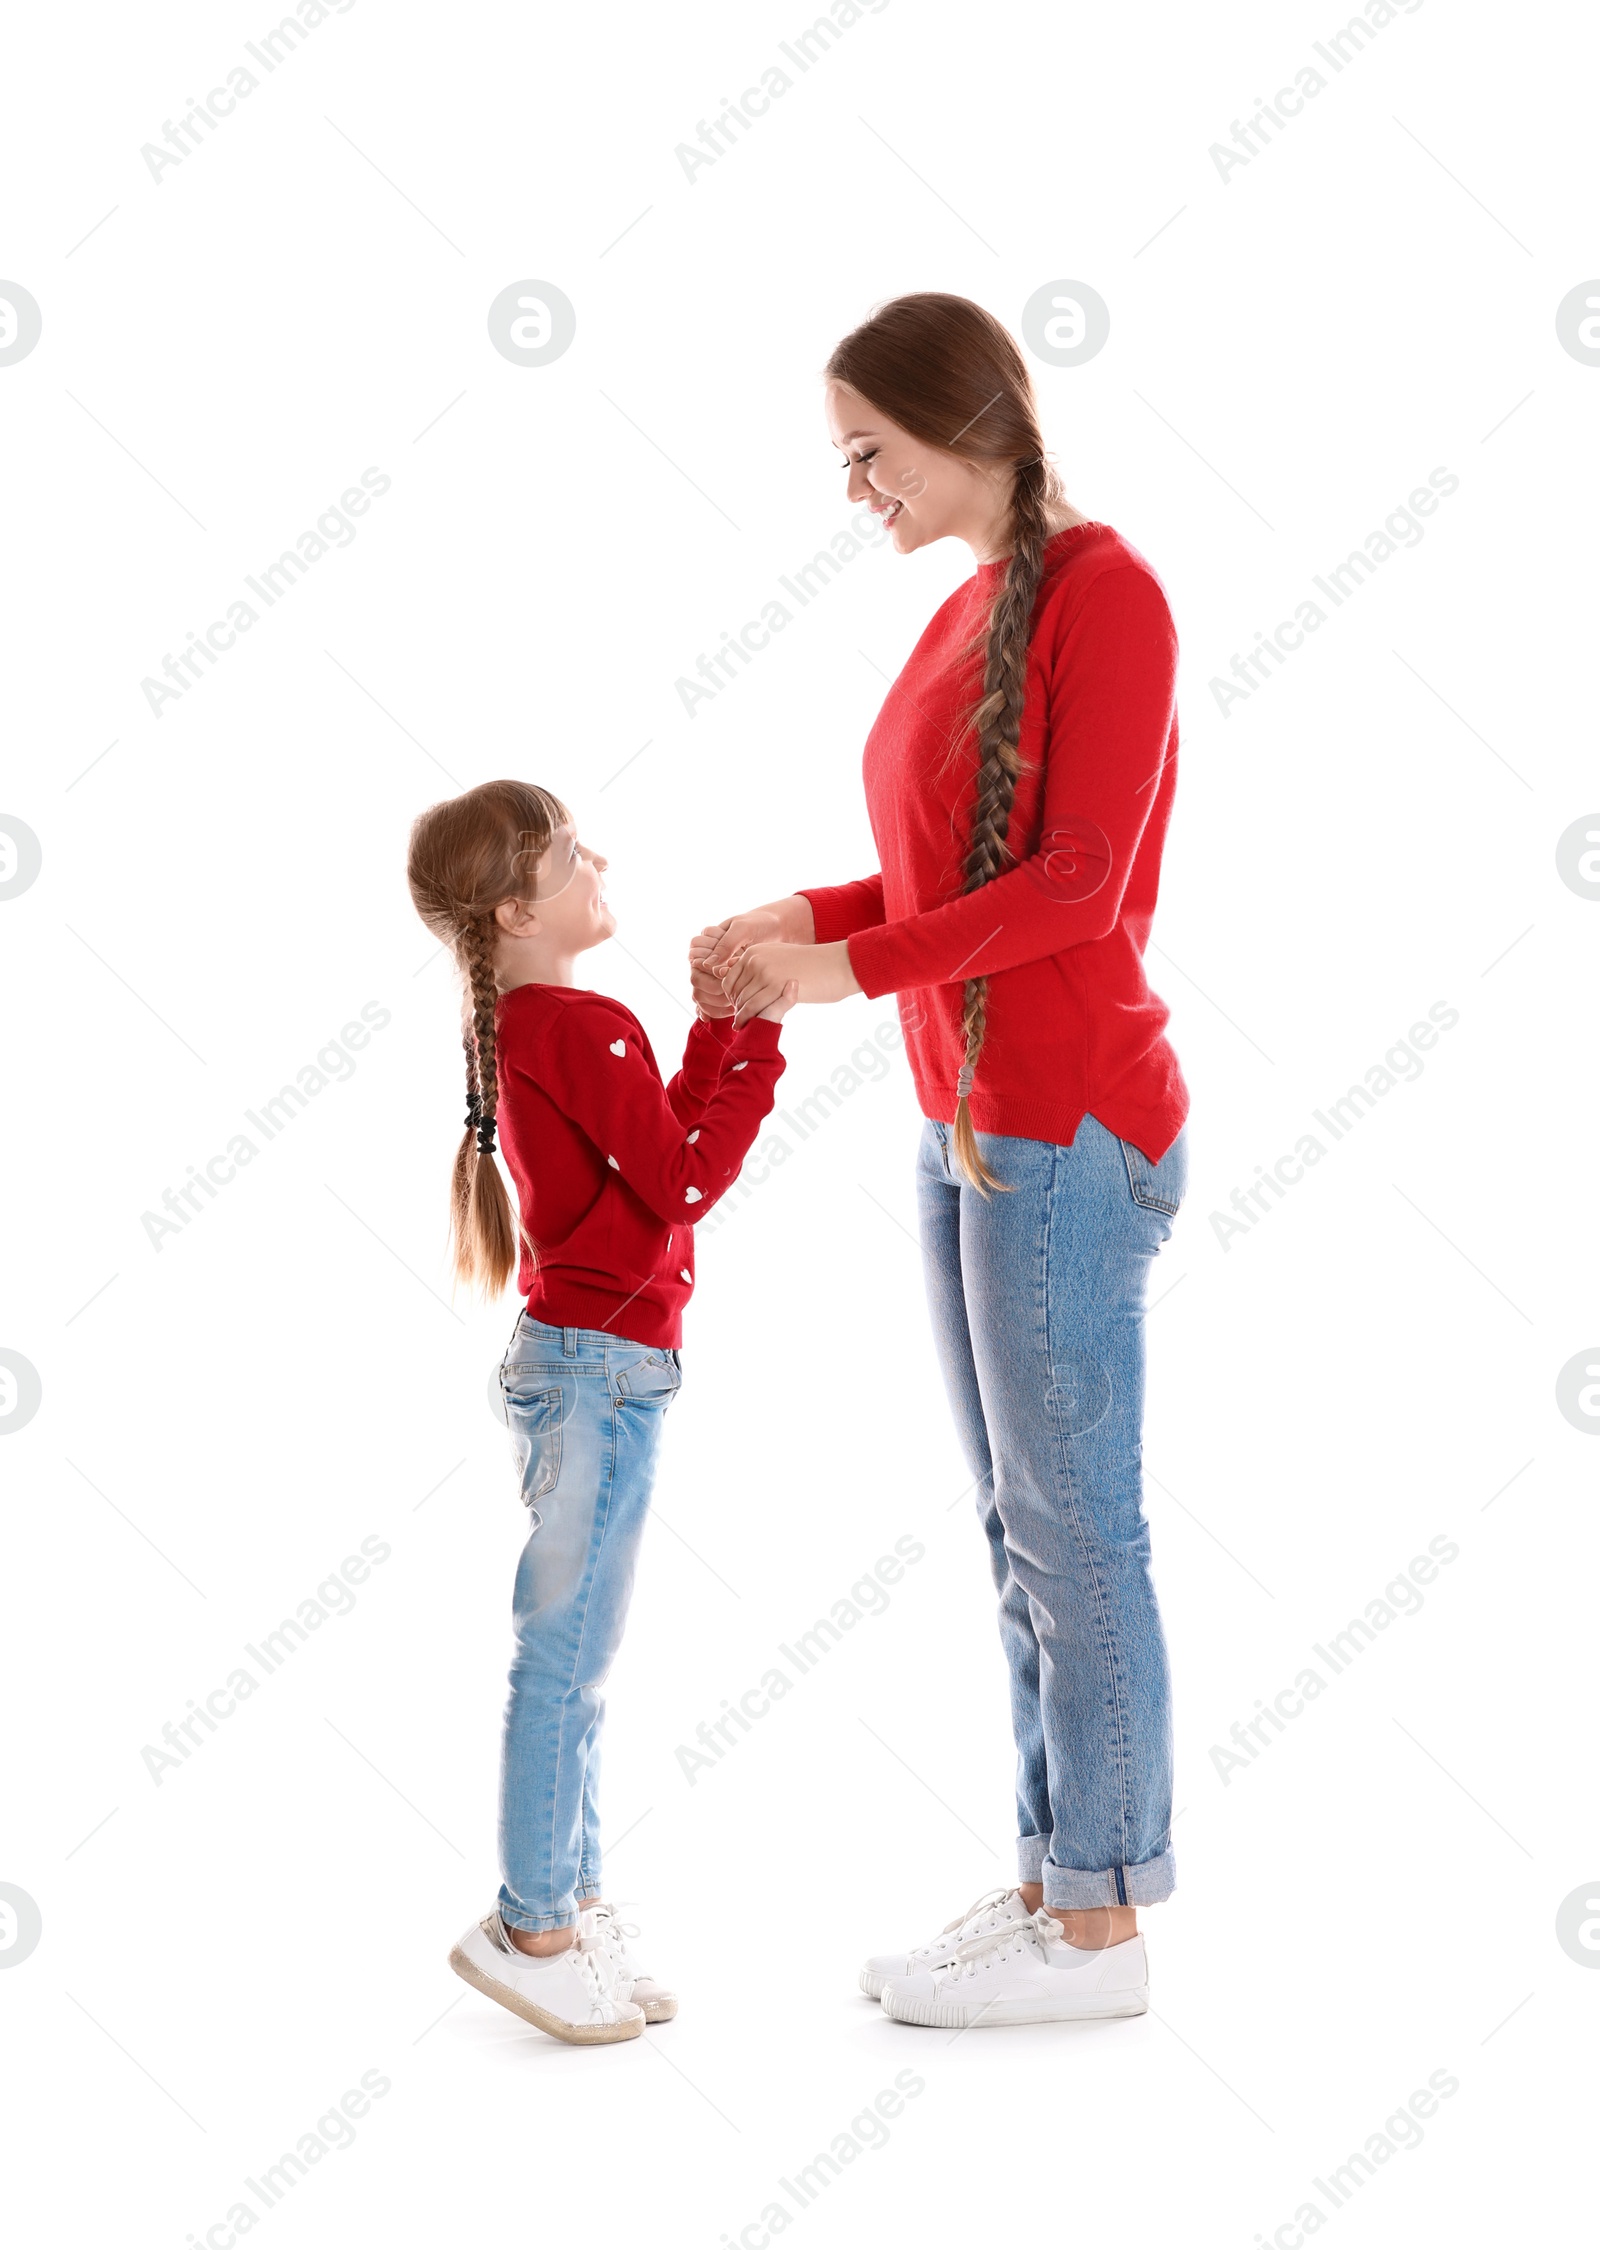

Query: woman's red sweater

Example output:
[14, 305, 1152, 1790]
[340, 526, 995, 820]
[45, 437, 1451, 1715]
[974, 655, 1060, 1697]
[495, 984, 785, 1348]
[800, 522, 1188, 1161]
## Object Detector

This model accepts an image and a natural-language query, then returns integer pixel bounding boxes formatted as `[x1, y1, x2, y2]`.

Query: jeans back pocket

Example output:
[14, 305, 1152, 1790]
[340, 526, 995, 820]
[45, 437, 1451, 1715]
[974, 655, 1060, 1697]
[1119, 1127, 1188, 1215]
[501, 1376, 565, 1509]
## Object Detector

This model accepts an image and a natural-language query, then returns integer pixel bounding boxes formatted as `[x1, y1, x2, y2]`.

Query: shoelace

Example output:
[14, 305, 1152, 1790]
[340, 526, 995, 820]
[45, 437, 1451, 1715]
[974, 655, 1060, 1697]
[943, 1908, 1062, 1982]
[571, 1911, 625, 2015]
[587, 1902, 643, 1971]
[496, 1908, 620, 2017]
[589, 1902, 640, 1947]
[930, 1886, 1017, 1950]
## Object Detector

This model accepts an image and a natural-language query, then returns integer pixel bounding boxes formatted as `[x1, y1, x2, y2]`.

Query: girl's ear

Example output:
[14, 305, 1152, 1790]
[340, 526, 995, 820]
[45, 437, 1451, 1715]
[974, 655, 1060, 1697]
[495, 896, 540, 939]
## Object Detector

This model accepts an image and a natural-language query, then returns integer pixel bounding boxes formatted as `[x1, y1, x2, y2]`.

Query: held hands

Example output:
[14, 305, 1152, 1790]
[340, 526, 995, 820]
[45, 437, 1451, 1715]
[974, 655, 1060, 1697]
[722, 940, 860, 1027]
[688, 907, 787, 1019]
[688, 896, 860, 1030]
[752, 974, 803, 1025]
[688, 929, 803, 1026]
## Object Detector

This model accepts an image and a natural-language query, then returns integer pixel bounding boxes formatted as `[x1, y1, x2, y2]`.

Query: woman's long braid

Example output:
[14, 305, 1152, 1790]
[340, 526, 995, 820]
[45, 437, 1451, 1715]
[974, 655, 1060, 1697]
[951, 457, 1054, 1195]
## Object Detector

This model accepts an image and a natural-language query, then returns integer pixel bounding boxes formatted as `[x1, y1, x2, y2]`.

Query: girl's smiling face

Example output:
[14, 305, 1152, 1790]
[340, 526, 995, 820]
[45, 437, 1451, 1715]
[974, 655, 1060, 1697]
[531, 821, 613, 948]
[493, 819, 614, 984]
[825, 379, 1008, 559]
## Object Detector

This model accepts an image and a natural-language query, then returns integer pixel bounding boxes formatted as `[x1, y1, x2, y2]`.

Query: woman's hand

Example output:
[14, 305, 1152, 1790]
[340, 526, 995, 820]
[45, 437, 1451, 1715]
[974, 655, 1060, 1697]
[689, 895, 816, 1019]
[722, 939, 860, 1028]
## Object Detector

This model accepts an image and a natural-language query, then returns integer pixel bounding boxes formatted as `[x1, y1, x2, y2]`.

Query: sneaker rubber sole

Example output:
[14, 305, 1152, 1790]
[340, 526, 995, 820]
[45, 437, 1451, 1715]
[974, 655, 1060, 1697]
[637, 1992, 678, 2024]
[882, 1987, 1148, 2029]
[448, 1942, 644, 2045]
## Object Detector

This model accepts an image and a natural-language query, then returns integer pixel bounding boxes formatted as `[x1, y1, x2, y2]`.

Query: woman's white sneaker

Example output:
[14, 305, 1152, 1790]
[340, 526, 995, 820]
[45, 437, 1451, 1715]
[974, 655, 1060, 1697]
[588, 1902, 678, 2023]
[859, 1886, 1031, 2000]
[448, 1909, 645, 2044]
[880, 1908, 1149, 2028]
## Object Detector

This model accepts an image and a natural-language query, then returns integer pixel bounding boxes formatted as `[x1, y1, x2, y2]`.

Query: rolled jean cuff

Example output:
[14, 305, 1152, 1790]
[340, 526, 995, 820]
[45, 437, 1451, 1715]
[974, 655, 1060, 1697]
[495, 1891, 578, 1935]
[1016, 1832, 1049, 1883]
[1040, 1845, 1176, 1910]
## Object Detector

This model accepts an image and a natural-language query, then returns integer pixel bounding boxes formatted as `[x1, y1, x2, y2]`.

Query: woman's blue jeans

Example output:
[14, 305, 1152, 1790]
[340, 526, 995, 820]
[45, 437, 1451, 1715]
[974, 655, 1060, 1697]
[916, 1113, 1188, 1909]
[494, 1314, 681, 1933]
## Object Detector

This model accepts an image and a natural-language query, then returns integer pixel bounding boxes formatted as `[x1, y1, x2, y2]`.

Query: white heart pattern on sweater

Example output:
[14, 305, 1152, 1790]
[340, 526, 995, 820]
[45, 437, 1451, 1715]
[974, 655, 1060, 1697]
[684, 1186, 702, 1203]
[609, 1039, 626, 1056]
[686, 1129, 700, 1143]
[607, 1155, 619, 1169]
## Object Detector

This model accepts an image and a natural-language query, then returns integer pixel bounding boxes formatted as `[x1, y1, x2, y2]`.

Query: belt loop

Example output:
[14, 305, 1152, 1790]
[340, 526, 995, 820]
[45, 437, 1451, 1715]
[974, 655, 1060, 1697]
[563, 1326, 578, 1358]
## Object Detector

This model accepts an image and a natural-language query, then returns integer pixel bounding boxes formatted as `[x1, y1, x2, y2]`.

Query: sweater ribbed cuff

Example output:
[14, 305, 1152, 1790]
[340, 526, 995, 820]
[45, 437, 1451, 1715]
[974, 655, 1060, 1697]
[839, 924, 903, 1003]
[797, 887, 852, 946]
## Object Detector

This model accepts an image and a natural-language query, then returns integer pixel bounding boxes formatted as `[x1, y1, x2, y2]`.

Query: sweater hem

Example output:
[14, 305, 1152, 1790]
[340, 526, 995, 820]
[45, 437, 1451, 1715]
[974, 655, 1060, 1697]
[520, 1285, 683, 1353]
[916, 1086, 1188, 1165]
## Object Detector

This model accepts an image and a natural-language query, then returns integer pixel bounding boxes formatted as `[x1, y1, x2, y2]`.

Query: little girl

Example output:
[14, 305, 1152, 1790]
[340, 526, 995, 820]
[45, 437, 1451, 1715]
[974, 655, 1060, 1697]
[406, 779, 794, 2045]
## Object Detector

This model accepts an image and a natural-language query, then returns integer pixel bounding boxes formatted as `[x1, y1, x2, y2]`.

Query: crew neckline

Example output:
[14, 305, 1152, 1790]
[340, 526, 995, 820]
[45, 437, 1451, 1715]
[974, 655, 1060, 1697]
[974, 518, 1103, 584]
[498, 980, 608, 1002]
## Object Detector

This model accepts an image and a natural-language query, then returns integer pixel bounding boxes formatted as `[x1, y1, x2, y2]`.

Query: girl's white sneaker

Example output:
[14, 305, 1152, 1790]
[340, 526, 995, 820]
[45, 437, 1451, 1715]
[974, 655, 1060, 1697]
[587, 1902, 678, 2023]
[448, 1909, 645, 2044]
[859, 1886, 1031, 2000]
[880, 1908, 1149, 2028]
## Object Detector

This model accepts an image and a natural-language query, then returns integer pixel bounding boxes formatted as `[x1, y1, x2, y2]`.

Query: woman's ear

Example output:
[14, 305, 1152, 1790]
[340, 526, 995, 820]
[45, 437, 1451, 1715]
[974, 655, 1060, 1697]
[495, 896, 541, 940]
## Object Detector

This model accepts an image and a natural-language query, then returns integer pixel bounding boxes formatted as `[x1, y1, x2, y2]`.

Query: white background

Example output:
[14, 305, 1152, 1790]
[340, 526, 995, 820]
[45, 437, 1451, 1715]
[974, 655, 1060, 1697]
[2, 1, 1596, 2244]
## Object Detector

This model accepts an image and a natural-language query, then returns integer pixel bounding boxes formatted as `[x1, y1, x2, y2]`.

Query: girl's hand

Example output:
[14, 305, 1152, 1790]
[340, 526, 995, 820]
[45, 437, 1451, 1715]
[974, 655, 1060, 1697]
[757, 978, 801, 1025]
[688, 931, 735, 1019]
[723, 939, 860, 1027]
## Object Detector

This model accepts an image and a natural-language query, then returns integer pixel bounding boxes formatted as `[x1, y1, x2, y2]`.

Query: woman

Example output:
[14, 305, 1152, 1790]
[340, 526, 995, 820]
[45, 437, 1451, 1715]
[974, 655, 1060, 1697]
[693, 292, 1189, 2029]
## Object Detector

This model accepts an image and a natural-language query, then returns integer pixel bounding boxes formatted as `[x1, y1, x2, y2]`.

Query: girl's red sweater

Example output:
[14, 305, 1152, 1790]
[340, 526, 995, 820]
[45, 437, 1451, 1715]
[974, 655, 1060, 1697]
[800, 522, 1188, 1163]
[494, 984, 785, 1348]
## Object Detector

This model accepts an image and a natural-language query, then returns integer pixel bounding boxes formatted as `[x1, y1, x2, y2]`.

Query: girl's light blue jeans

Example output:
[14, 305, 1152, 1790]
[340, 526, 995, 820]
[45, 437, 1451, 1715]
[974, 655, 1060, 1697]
[916, 1112, 1188, 1909]
[495, 1314, 681, 1933]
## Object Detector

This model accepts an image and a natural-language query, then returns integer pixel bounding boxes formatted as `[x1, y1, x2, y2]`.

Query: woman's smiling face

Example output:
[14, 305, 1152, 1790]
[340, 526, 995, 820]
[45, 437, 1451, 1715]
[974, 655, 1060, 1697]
[825, 379, 1006, 557]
